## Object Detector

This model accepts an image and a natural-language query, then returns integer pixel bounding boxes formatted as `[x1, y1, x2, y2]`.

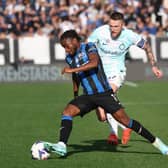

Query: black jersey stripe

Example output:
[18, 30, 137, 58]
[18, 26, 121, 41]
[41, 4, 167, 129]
[81, 71, 98, 94]
[97, 59, 111, 90]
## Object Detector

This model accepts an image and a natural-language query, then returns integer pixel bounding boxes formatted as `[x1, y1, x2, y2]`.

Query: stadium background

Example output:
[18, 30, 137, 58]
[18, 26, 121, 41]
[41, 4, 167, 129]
[0, 0, 168, 82]
[0, 35, 168, 82]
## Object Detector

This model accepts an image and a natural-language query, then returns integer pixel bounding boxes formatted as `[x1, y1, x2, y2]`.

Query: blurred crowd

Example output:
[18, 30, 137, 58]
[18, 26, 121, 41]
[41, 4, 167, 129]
[0, 0, 168, 40]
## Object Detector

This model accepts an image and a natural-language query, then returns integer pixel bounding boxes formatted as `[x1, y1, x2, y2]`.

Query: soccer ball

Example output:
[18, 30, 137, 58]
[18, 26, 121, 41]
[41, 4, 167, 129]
[31, 141, 50, 160]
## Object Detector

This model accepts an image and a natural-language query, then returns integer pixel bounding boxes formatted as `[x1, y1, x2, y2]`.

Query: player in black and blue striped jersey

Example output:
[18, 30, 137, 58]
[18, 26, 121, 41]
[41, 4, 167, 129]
[44, 30, 168, 157]
[65, 37, 111, 95]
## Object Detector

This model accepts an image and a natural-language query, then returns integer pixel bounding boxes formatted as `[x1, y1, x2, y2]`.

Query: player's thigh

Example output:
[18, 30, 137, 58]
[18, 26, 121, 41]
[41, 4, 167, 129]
[97, 92, 123, 115]
[109, 83, 118, 93]
[108, 72, 126, 91]
[69, 95, 97, 117]
[112, 108, 130, 126]
[96, 107, 106, 121]
[63, 104, 81, 117]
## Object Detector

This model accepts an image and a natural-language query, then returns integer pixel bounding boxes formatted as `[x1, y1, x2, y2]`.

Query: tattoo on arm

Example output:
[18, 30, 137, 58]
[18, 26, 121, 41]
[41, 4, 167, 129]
[144, 41, 156, 66]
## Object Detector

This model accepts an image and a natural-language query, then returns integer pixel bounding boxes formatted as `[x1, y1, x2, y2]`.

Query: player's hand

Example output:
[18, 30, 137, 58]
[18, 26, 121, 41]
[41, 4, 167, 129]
[152, 66, 163, 78]
[62, 67, 73, 74]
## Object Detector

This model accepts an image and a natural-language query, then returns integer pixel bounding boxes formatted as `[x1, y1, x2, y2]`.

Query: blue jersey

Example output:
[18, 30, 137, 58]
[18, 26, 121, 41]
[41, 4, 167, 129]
[65, 42, 112, 95]
[88, 25, 146, 74]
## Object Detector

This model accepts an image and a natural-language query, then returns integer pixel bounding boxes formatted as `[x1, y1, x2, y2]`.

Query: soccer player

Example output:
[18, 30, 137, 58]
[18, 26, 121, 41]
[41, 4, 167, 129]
[44, 29, 168, 156]
[87, 11, 163, 145]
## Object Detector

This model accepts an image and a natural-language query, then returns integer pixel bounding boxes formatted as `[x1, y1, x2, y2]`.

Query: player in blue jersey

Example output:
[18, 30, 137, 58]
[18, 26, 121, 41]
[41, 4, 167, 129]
[87, 11, 163, 145]
[44, 30, 168, 156]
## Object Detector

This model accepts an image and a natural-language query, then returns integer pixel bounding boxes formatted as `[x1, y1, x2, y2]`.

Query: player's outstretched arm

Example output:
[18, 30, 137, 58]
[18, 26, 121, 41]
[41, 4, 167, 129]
[143, 41, 163, 78]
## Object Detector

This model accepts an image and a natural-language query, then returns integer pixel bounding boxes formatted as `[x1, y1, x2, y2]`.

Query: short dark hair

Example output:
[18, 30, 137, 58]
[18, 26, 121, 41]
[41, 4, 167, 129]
[110, 11, 124, 21]
[60, 30, 81, 42]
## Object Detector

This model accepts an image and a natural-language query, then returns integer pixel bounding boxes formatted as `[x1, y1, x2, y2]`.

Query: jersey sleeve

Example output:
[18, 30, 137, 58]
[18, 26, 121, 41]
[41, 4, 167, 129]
[129, 30, 146, 49]
[85, 42, 98, 55]
[65, 55, 72, 67]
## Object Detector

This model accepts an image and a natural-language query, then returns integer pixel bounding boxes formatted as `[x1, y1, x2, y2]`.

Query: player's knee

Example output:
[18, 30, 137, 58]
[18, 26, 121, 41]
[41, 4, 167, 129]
[63, 104, 80, 117]
[96, 108, 106, 122]
[62, 110, 70, 116]
[98, 115, 106, 122]
[118, 117, 130, 127]
[113, 109, 130, 126]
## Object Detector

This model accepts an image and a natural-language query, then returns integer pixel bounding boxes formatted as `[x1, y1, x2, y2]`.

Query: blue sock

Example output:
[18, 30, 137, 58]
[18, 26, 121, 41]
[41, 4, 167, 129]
[128, 119, 155, 143]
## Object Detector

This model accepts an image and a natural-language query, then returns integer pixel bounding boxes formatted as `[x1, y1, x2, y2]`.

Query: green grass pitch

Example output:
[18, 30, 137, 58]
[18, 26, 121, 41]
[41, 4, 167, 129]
[0, 81, 167, 168]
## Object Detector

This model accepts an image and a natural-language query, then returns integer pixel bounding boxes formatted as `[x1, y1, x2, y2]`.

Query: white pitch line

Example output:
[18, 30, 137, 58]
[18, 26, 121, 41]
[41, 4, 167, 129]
[125, 81, 138, 87]
[123, 102, 168, 105]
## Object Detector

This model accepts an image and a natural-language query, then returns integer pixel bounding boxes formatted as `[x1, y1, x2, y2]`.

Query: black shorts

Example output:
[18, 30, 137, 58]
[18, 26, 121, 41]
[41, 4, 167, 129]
[68, 90, 123, 117]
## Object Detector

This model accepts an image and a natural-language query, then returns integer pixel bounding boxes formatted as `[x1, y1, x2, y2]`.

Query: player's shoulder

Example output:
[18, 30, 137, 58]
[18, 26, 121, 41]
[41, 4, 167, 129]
[122, 27, 134, 34]
[86, 42, 97, 49]
[121, 28, 141, 40]
[94, 24, 109, 33]
[85, 42, 97, 52]
[122, 27, 139, 36]
[65, 54, 72, 64]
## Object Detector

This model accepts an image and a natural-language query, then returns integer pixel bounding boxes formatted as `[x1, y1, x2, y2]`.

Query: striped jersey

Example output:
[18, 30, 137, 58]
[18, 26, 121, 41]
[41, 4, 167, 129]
[88, 25, 146, 74]
[65, 42, 112, 95]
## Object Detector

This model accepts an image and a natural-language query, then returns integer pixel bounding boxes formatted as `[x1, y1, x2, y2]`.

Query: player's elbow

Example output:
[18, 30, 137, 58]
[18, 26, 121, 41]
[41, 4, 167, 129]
[93, 59, 99, 67]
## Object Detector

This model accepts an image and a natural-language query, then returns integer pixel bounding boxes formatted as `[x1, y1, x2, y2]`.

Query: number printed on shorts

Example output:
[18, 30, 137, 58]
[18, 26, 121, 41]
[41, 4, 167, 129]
[111, 94, 120, 104]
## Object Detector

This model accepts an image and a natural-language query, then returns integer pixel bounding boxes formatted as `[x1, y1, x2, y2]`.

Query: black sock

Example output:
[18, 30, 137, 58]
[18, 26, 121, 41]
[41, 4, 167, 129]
[59, 116, 73, 144]
[128, 119, 156, 143]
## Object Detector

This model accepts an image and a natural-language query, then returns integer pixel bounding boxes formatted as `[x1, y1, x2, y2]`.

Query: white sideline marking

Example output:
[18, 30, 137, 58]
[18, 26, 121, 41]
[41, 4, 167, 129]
[123, 102, 168, 105]
[125, 81, 138, 87]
